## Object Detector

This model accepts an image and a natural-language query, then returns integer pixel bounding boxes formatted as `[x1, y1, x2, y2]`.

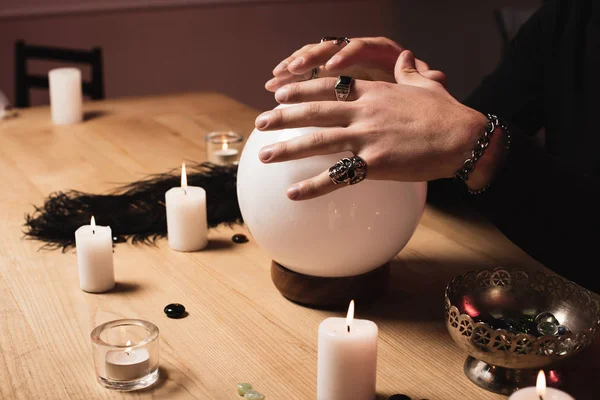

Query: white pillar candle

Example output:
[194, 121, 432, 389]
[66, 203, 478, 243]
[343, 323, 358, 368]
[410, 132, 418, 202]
[75, 216, 115, 293]
[105, 340, 151, 381]
[165, 162, 208, 251]
[317, 300, 378, 400]
[48, 67, 83, 125]
[509, 370, 574, 400]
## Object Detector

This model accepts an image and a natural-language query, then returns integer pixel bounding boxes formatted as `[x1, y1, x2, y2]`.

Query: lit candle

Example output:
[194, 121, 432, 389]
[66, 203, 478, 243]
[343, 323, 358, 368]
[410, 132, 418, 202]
[165, 162, 208, 251]
[317, 300, 378, 400]
[105, 340, 151, 381]
[210, 142, 239, 165]
[75, 216, 115, 293]
[48, 67, 83, 125]
[509, 370, 575, 400]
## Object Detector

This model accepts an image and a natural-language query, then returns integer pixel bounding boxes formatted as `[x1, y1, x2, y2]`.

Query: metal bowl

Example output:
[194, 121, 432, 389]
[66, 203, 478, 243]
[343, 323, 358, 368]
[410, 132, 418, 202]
[445, 268, 600, 395]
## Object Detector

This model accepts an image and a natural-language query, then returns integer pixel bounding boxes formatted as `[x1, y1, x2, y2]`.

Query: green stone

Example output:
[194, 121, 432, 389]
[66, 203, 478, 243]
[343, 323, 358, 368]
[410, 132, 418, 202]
[237, 383, 253, 396]
[244, 390, 265, 400]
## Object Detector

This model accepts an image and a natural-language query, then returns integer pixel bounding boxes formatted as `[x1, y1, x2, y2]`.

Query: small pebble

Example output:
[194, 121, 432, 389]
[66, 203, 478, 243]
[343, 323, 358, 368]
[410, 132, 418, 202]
[535, 311, 559, 325]
[244, 390, 265, 400]
[237, 382, 252, 396]
[232, 234, 249, 244]
[537, 321, 559, 336]
[389, 395, 411, 400]
[164, 303, 186, 319]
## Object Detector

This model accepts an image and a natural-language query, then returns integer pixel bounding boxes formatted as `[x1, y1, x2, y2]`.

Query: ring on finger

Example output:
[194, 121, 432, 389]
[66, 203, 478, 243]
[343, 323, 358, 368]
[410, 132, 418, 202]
[329, 156, 367, 185]
[334, 75, 353, 102]
[320, 36, 350, 45]
[310, 67, 320, 80]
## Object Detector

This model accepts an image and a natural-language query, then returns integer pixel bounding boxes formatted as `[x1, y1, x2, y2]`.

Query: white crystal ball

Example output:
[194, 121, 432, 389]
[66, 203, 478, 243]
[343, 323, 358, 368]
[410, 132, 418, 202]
[236, 105, 427, 277]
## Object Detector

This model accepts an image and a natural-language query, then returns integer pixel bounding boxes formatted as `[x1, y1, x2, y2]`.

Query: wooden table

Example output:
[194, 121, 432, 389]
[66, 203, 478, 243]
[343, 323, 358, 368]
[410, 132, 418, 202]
[1, 92, 597, 400]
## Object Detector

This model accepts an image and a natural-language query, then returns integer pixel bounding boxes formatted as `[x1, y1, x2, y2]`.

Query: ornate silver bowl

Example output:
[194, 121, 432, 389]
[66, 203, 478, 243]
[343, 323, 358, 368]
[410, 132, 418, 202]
[445, 268, 600, 395]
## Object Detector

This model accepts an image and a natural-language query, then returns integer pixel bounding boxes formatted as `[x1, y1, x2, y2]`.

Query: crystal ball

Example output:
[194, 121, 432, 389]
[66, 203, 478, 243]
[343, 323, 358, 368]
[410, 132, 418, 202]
[236, 105, 427, 277]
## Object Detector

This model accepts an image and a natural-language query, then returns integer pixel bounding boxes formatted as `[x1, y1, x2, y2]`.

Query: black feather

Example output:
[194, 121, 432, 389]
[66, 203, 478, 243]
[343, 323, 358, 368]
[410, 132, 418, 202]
[23, 162, 241, 251]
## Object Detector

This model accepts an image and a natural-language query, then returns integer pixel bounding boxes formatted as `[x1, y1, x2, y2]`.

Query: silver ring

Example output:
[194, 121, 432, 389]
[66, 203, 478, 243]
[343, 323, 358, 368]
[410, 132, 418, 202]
[310, 67, 319, 80]
[334, 75, 353, 101]
[320, 36, 350, 45]
[328, 156, 367, 185]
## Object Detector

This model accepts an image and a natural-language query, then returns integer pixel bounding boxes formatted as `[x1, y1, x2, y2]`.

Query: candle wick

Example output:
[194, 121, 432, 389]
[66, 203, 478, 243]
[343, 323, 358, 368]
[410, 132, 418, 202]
[92, 230, 95, 235]
[539, 396, 544, 400]
[347, 325, 350, 333]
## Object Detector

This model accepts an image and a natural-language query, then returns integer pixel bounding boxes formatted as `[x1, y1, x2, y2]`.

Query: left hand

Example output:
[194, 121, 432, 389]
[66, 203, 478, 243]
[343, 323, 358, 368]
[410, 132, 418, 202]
[255, 50, 487, 201]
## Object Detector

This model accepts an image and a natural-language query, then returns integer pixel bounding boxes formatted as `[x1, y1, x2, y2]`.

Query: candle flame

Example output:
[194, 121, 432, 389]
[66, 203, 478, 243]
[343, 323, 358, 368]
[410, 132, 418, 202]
[346, 300, 355, 332]
[181, 162, 187, 189]
[125, 340, 132, 355]
[223, 142, 229, 151]
[536, 370, 546, 395]
[90, 216, 96, 227]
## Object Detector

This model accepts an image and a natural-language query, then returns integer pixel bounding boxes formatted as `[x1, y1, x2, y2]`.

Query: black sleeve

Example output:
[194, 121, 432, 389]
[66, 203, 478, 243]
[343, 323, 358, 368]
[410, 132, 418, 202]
[431, 0, 600, 294]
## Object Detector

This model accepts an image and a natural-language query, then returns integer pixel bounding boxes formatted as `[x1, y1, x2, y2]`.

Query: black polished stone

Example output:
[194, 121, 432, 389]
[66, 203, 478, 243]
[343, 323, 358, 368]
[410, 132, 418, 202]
[232, 234, 249, 244]
[557, 325, 570, 335]
[389, 395, 411, 400]
[164, 303, 186, 319]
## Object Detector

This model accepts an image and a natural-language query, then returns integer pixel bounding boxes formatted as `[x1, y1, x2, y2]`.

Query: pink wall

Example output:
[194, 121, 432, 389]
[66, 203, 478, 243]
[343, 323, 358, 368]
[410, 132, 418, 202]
[0, 0, 540, 112]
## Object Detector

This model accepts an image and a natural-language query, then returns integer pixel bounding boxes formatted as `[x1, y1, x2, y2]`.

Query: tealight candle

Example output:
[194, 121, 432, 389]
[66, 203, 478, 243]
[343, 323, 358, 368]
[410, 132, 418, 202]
[165, 162, 208, 251]
[205, 131, 243, 165]
[75, 216, 115, 293]
[48, 67, 83, 125]
[317, 300, 378, 400]
[509, 370, 574, 400]
[105, 340, 151, 381]
[91, 319, 160, 391]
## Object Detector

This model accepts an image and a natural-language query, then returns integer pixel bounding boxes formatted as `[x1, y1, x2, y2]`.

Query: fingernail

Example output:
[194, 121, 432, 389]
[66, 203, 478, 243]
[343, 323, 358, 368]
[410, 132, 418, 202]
[326, 55, 341, 68]
[289, 57, 304, 68]
[266, 78, 277, 87]
[259, 146, 273, 162]
[275, 87, 289, 102]
[255, 113, 269, 129]
[287, 185, 301, 200]
[274, 60, 288, 73]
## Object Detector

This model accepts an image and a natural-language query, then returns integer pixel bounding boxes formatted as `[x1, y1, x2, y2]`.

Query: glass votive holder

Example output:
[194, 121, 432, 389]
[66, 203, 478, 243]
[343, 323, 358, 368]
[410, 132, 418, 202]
[205, 131, 243, 165]
[91, 319, 160, 391]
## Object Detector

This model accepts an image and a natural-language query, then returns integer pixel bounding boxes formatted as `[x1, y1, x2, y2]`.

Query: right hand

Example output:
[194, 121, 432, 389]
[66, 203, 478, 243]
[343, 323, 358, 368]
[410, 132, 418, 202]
[265, 36, 446, 92]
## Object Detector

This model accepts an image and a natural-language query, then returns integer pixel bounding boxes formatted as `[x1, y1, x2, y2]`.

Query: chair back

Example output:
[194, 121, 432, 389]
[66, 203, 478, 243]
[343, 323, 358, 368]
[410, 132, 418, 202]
[14, 40, 104, 108]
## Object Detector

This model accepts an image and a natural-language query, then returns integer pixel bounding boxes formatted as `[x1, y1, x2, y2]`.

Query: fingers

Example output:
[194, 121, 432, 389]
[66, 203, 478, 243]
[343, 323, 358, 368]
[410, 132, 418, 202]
[273, 44, 317, 76]
[324, 37, 403, 72]
[274, 77, 369, 103]
[265, 70, 314, 92]
[394, 50, 443, 89]
[421, 69, 447, 88]
[286, 169, 339, 201]
[255, 102, 352, 131]
[286, 41, 349, 76]
[259, 129, 353, 163]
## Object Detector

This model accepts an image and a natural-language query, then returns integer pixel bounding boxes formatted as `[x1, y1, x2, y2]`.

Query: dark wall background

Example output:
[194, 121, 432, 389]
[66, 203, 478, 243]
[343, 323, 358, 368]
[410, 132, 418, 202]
[0, 0, 541, 112]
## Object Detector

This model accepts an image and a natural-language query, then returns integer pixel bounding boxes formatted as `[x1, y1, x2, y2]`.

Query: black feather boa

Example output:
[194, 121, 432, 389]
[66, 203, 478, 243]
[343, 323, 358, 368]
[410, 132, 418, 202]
[23, 162, 241, 251]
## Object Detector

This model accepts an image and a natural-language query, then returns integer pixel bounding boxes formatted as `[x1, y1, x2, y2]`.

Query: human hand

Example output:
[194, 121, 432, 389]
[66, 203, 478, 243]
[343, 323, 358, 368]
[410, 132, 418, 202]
[265, 37, 446, 92]
[256, 50, 487, 201]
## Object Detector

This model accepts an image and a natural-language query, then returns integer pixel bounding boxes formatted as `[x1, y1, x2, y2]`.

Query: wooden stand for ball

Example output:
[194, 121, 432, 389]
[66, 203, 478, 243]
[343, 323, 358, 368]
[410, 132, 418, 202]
[271, 261, 391, 310]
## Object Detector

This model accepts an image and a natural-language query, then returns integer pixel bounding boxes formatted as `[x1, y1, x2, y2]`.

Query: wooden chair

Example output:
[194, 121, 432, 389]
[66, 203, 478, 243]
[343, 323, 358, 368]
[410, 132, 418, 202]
[14, 40, 105, 108]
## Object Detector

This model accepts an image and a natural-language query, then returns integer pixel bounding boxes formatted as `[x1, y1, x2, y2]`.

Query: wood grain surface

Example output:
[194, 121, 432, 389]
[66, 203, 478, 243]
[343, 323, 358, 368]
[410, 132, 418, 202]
[0, 92, 597, 400]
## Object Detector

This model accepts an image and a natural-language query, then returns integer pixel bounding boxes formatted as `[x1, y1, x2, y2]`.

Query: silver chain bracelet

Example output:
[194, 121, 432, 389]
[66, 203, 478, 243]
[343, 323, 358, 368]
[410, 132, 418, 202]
[461, 115, 512, 195]
[455, 113, 499, 182]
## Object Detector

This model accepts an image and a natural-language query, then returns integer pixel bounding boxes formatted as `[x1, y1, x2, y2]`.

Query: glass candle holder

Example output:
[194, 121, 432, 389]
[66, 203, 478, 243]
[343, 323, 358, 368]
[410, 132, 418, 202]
[91, 319, 160, 391]
[205, 131, 243, 165]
